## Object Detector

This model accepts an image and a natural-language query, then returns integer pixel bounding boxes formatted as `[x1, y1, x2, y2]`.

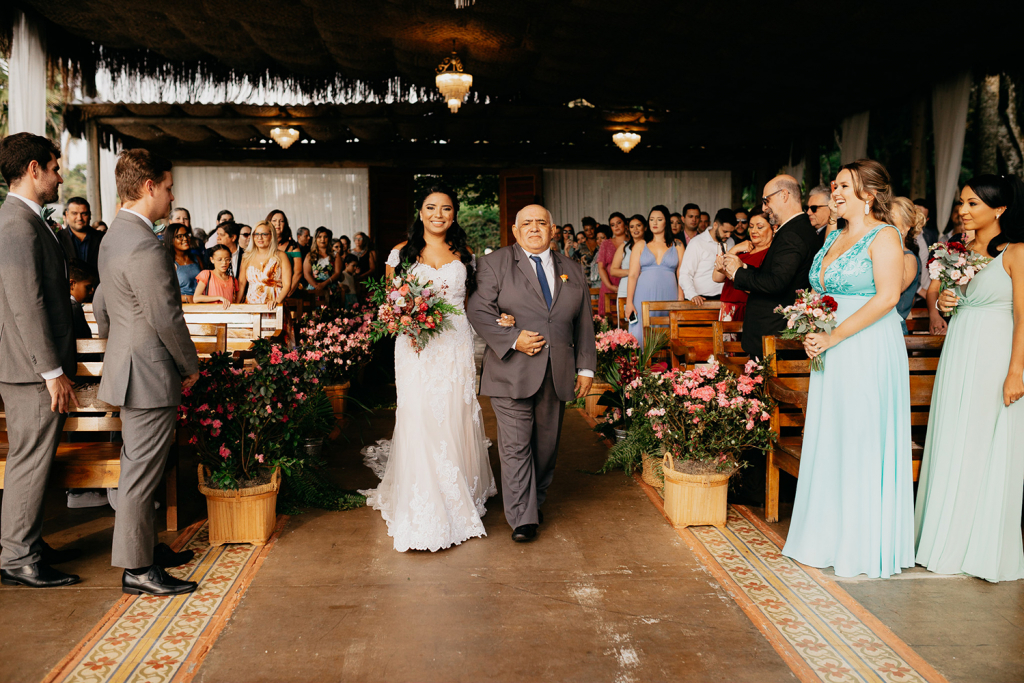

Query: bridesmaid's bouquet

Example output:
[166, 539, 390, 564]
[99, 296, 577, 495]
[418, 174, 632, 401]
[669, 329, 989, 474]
[927, 242, 993, 315]
[774, 289, 838, 371]
[368, 265, 462, 353]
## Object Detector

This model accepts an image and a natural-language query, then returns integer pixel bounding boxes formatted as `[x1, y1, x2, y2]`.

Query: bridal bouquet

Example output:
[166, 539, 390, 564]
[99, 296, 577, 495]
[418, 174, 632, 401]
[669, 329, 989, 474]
[368, 265, 462, 353]
[927, 242, 992, 314]
[774, 289, 838, 371]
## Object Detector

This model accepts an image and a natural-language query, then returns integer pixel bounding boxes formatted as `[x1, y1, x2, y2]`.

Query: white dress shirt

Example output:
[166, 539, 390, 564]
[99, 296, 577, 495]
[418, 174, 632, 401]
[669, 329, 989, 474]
[678, 229, 734, 299]
[120, 207, 155, 231]
[512, 245, 593, 377]
[9, 193, 66, 380]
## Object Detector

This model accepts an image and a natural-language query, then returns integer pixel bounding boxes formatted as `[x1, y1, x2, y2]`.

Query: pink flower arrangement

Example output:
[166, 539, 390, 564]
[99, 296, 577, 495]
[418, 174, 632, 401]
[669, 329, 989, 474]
[774, 289, 839, 371]
[368, 266, 461, 353]
[927, 242, 992, 314]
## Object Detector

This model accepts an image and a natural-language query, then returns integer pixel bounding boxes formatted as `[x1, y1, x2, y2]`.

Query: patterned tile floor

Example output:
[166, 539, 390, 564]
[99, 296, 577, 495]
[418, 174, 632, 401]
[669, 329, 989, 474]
[635, 476, 949, 683]
[44, 518, 285, 683]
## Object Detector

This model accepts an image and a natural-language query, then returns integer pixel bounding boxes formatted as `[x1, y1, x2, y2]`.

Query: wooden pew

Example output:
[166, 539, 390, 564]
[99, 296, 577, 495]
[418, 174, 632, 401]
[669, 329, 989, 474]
[589, 287, 601, 317]
[603, 292, 619, 327]
[762, 334, 945, 523]
[641, 301, 721, 368]
[711, 321, 748, 372]
[618, 297, 628, 330]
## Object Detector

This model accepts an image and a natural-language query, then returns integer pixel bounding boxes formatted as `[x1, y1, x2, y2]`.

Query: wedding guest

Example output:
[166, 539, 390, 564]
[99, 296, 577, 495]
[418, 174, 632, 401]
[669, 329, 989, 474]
[721, 174, 818, 359]
[611, 214, 647, 323]
[679, 208, 736, 306]
[733, 209, 750, 241]
[297, 226, 312, 250]
[915, 174, 1024, 583]
[340, 254, 360, 306]
[806, 184, 833, 244]
[338, 234, 351, 259]
[891, 197, 925, 333]
[304, 226, 342, 292]
[215, 220, 244, 279]
[574, 231, 594, 268]
[193, 245, 239, 309]
[166, 223, 201, 303]
[713, 209, 774, 322]
[915, 197, 938, 246]
[563, 228, 580, 260]
[680, 203, 701, 245]
[68, 260, 96, 338]
[240, 220, 290, 308]
[596, 212, 628, 316]
[58, 197, 103, 278]
[206, 208, 233, 247]
[238, 224, 251, 250]
[581, 217, 599, 255]
[941, 203, 964, 241]
[352, 231, 378, 284]
[170, 207, 191, 229]
[216, 209, 234, 225]
[698, 211, 711, 233]
[784, 159, 913, 579]
[94, 221, 108, 233]
[549, 233, 562, 253]
[268, 209, 303, 297]
[589, 226, 610, 289]
[624, 205, 685, 344]
[669, 212, 685, 242]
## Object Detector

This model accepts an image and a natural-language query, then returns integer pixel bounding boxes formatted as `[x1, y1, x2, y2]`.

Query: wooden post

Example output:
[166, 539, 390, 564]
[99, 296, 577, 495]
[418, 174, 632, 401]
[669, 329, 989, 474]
[85, 120, 102, 221]
[499, 169, 543, 247]
[910, 96, 928, 199]
[977, 74, 1000, 175]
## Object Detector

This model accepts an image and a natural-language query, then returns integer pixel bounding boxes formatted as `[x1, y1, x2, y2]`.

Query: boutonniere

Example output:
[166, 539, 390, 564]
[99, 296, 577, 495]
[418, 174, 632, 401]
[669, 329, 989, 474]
[560, 274, 569, 284]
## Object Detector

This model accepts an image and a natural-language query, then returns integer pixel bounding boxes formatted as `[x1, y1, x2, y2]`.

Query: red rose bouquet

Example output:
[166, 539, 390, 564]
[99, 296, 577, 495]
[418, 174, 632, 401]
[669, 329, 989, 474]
[368, 265, 462, 353]
[773, 289, 839, 371]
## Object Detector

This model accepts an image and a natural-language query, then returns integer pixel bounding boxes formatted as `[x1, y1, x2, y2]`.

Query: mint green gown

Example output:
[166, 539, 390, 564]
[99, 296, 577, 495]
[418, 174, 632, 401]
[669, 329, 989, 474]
[914, 250, 1024, 582]
[783, 225, 916, 578]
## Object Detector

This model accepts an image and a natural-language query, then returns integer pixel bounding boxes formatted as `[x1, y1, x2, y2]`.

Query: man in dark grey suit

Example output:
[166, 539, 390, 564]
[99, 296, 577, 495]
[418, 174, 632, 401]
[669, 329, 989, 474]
[467, 205, 596, 542]
[94, 148, 200, 595]
[0, 133, 81, 588]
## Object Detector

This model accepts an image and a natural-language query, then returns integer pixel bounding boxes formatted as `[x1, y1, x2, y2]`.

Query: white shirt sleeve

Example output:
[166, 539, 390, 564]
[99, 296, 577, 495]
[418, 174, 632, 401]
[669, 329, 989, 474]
[40, 367, 64, 380]
[577, 369, 594, 378]
[678, 243, 699, 299]
[385, 249, 401, 268]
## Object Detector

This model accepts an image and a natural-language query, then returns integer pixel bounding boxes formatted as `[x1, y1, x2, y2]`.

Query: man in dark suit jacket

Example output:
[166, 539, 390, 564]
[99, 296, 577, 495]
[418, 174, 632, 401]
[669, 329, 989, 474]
[0, 133, 81, 589]
[722, 175, 820, 360]
[57, 197, 103, 278]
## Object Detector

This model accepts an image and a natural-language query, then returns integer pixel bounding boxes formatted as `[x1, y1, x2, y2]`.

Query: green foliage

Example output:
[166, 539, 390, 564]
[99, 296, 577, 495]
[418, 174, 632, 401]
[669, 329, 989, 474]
[414, 173, 498, 207]
[60, 164, 87, 204]
[460, 202, 501, 255]
[600, 420, 658, 476]
[278, 451, 366, 513]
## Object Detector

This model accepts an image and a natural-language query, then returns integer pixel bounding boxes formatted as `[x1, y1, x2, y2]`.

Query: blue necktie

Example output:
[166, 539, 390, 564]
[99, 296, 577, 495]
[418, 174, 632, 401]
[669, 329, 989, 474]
[530, 255, 553, 309]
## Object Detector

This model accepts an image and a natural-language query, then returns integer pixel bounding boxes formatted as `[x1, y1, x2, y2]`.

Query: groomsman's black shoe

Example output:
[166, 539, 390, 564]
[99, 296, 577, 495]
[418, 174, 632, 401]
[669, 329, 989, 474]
[1, 562, 81, 588]
[122, 566, 197, 596]
[512, 524, 538, 542]
[41, 542, 84, 565]
[153, 543, 195, 568]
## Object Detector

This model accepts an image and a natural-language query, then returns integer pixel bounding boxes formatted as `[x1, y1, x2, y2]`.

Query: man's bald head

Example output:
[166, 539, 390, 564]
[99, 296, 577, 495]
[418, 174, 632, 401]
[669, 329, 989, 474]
[513, 204, 556, 255]
[762, 174, 804, 226]
[515, 204, 553, 227]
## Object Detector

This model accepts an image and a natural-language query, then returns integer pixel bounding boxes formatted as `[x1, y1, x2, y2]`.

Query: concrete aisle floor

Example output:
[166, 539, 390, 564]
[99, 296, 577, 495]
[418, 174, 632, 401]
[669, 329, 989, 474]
[194, 399, 796, 683]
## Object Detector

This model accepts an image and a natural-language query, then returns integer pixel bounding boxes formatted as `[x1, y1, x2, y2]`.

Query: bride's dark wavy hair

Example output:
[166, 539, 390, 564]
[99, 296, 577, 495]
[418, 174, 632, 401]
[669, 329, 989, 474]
[398, 184, 476, 295]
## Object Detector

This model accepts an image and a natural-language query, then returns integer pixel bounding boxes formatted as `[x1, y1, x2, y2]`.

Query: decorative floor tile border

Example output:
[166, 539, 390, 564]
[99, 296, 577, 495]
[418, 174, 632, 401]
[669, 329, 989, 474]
[43, 517, 286, 683]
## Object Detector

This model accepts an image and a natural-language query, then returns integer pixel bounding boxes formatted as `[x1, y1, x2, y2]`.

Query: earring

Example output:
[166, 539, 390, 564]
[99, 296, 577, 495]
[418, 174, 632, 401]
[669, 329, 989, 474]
[864, 202, 871, 216]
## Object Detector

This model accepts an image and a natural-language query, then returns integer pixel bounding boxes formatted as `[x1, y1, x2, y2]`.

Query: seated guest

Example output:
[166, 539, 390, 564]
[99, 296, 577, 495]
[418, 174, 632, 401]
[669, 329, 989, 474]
[304, 226, 342, 292]
[698, 211, 711, 233]
[624, 205, 685, 344]
[240, 220, 290, 308]
[194, 245, 239, 309]
[166, 223, 202, 303]
[720, 174, 818, 359]
[340, 254, 360, 306]
[806, 184, 833, 244]
[215, 220, 244, 279]
[680, 203, 701, 245]
[713, 209, 774, 322]
[596, 213, 628, 315]
[891, 197, 925, 333]
[733, 209, 750, 241]
[58, 197, 103, 278]
[68, 260, 96, 340]
[679, 208, 737, 306]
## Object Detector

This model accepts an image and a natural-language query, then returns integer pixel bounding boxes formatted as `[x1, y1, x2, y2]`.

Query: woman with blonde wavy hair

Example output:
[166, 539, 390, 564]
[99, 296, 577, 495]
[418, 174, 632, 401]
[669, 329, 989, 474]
[238, 220, 291, 309]
[891, 197, 926, 333]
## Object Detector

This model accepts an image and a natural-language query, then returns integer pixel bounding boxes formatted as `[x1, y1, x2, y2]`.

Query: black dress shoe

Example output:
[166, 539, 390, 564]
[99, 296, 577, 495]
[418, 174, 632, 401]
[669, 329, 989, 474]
[41, 542, 83, 565]
[537, 510, 544, 525]
[153, 543, 195, 568]
[122, 566, 197, 596]
[512, 524, 538, 542]
[1, 562, 81, 588]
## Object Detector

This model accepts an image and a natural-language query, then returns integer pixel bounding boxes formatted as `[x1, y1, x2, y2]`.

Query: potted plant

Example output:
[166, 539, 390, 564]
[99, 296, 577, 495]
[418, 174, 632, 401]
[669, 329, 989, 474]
[179, 341, 331, 545]
[645, 358, 774, 528]
[591, 327, 665, 424]
[600, 368, 671, 489]
[297, 302, 374, 422]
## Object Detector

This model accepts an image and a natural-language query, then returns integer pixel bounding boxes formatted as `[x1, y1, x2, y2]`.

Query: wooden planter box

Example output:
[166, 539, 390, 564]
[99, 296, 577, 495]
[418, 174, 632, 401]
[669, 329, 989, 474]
[198, 466, 280, 546]
[324, 381, 352, 420]
[585, 382, 613, 418]
[662, 454, 732, 529]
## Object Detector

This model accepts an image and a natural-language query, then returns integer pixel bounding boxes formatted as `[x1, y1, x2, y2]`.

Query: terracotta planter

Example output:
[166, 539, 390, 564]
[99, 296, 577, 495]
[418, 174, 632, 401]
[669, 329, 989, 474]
[661, 453, 733, 529]
[324, 381, 351, 420]
[585, 382, 613, 418]
[198, 466, 280, 546]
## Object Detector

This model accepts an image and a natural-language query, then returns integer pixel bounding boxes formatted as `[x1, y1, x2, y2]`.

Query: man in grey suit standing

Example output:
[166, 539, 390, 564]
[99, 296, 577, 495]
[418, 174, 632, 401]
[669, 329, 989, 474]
[467, 205, 596, 542]
[0, 133, 81, 588]
[93, 149, 200, 595]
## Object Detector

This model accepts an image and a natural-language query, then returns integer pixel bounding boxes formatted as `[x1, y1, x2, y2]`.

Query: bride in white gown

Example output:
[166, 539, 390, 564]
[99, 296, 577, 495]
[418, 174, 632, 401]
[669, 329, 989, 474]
[360, 186, 498, 551]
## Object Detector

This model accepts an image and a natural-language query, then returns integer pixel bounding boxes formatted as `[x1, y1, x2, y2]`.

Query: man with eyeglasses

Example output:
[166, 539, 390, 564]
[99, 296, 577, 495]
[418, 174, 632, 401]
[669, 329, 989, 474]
[805, 184, 832, 245]
[238, 225, 252, 250]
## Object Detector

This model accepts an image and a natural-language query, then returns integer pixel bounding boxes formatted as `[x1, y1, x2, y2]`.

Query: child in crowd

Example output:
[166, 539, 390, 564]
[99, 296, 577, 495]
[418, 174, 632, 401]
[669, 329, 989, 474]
[341, 253, 360, 306]
[68, 260, 96, 339]
[193, 245, 240, 309]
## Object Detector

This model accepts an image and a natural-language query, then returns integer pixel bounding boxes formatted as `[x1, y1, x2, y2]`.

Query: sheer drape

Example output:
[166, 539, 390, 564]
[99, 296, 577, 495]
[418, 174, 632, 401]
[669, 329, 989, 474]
[8, 10, 47, 136]
[170, 166, 369, 236]
[840, 111, 870, 165]
[933, 71, 972, 231]
[544, 169, 732, 225]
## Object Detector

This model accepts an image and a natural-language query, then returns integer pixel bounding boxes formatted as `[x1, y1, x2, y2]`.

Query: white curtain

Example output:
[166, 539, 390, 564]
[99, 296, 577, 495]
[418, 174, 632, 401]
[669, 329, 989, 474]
[933, 71, 972, 231]
[99, 147, 119, 225]
[840, 111, 870, 164]
[544, 169, 733, 226]
[170, 166, 370, 238]
[8, 10, 47, 136]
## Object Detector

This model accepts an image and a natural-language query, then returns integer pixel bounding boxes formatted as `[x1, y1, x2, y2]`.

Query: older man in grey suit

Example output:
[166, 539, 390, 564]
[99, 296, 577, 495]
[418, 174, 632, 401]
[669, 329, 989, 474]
[94, 149, 200, 595]
[0, 133, 82, 588]
[467, 205, 596, 542]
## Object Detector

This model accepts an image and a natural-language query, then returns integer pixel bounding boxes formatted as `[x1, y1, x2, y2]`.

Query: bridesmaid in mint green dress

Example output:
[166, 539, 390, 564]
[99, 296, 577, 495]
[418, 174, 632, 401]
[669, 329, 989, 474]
[783, 161, 915, 578]
[915, 175, 1024, 583]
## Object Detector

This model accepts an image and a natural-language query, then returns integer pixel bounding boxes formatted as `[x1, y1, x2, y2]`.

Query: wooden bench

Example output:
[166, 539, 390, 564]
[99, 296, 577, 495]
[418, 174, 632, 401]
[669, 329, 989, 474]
[763, 334, 945, 522]
[640, 301, 721, 369]
[589, 287, 601, 317]
[711, 321, 748, 371]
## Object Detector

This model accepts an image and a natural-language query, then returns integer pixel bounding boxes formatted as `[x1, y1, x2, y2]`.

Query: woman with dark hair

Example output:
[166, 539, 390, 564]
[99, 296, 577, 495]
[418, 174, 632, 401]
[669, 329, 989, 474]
[915, 174, 1024, 582]
[596, 212, 628, 316]
[713, 208, 774, 323]
[360, 184, 497, 553]
[267, 209, 303, 297]
[303, 227, 342, 292]
[611, 214, 646, 325]
[166, 223, 202, 303]
[624, 205, 685, 344]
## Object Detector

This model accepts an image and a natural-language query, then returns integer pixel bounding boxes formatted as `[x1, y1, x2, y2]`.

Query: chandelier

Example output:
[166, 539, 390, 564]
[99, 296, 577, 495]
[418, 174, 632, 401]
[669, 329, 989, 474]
[435, 53, 473, 113]
[454, 0, 475, 6]
[612, 131, 641, 153]
[269, 127, 300, 149]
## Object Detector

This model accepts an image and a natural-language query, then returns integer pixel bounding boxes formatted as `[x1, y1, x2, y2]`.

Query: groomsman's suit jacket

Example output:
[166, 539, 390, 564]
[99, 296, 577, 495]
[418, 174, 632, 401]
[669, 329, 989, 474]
[94, 211, 198, 409]
[733, 212, 820, 359]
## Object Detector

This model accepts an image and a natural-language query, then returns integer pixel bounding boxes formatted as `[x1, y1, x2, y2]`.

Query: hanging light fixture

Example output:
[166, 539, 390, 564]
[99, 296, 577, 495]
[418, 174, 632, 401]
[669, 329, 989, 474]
[612, 131, 641, 153]
[435, 52, 473, 113]
[269, 127, 300, 149]
[454, 0, 475, 6]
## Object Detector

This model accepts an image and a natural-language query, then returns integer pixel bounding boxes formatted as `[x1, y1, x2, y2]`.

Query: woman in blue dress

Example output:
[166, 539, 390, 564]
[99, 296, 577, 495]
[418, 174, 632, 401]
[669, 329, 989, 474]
[784, 160, 915, 578]
[915, 174, 1024, 582]
[623, 205, 685, 344]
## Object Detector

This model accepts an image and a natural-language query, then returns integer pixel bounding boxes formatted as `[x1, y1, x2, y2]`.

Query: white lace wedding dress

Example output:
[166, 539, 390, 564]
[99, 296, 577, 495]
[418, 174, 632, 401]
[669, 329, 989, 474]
[359, 249, 497, 551]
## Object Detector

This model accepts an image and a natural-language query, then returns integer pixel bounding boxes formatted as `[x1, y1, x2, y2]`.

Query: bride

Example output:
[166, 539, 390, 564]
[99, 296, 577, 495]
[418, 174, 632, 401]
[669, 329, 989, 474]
[360, 185, 498, 551]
